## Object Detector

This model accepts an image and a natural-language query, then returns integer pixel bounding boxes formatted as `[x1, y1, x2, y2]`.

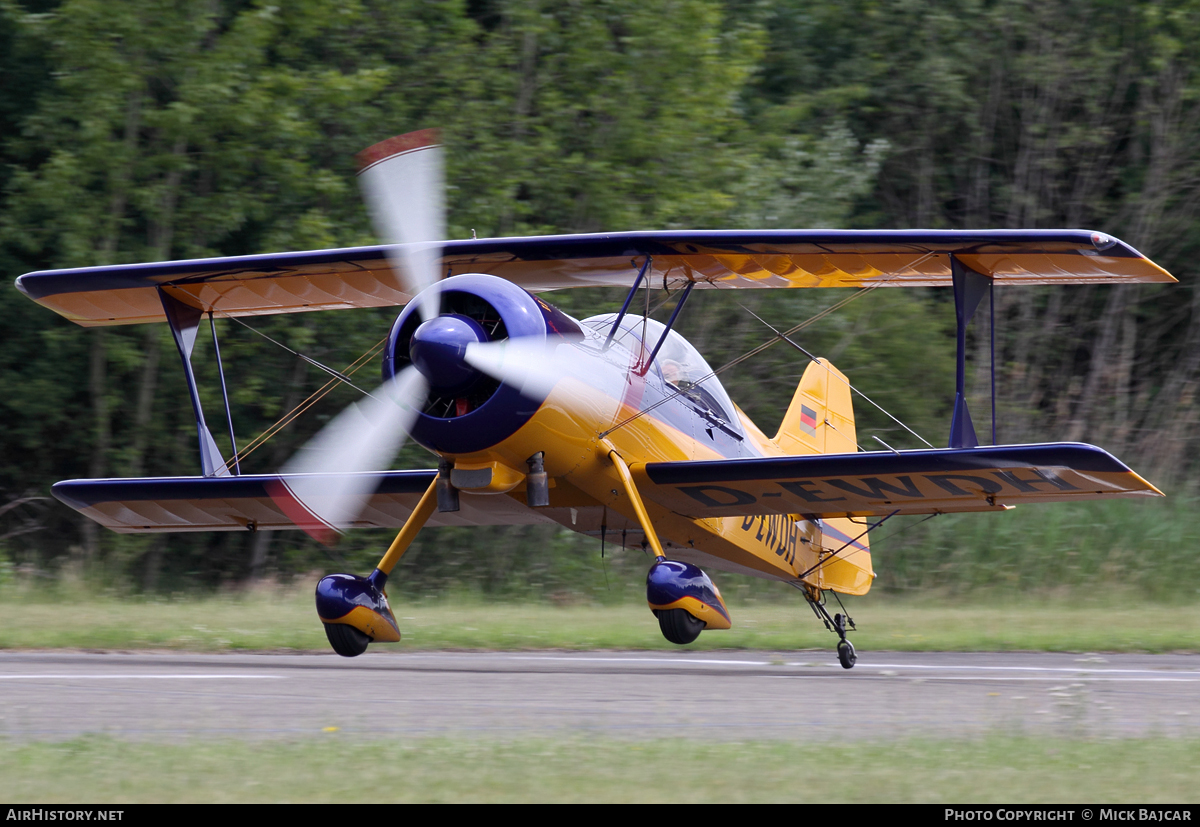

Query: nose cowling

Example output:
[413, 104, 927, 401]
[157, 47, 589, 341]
[381, 273, 584, 455]
[409, 314, 487, 395]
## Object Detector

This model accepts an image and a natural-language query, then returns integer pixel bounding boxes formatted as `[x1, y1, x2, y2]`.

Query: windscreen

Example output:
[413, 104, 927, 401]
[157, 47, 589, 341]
[582, 314, 742, 434]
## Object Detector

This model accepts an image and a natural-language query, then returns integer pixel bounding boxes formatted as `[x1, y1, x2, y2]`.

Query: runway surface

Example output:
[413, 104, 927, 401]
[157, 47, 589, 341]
[2, 650, 1199, 742]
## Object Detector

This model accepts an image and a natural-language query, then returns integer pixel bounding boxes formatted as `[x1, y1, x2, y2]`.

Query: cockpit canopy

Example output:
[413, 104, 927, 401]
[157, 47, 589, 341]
[581, 313, 743, 433]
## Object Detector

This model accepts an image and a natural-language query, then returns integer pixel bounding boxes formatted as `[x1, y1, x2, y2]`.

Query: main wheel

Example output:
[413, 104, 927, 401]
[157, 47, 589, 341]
[655, 608, 705, 645]
[837, 639, 857, 670]
[324, 622, 370, 657]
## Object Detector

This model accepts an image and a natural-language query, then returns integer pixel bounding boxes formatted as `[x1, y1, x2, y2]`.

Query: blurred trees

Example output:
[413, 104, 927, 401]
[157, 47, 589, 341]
[1, 0, 1198, 589]
[747, 0, 1200, 476]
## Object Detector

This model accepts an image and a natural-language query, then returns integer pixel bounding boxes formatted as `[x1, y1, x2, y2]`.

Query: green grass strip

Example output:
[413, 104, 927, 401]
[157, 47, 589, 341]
[1, 590, 1198, 652]
[1, 734, 1198, 802]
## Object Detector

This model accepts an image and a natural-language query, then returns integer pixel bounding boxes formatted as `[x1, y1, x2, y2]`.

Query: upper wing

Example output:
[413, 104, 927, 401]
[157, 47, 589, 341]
[632, 443, 1163, 519]
[17, 229, 1174, 327]
[52, 471, 554, 534]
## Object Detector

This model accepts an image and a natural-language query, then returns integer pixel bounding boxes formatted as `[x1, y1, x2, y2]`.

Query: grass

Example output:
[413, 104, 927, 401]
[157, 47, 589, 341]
[1, 734, 1198, 802]
[877, 495, 1200, 600]
[2, 474, 1193, 805]
[3, 577, 1196, 804]
[0, 584, 1197, 653]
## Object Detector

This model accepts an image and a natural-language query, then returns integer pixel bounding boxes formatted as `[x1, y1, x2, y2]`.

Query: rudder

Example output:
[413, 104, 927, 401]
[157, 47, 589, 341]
[773, 359, 857, 455]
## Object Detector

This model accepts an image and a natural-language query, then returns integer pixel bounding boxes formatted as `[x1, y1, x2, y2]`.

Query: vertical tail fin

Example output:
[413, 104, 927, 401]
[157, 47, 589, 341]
[774, 359, 857, 455]
[772, 357, 868, 590]
[775, 359, 873, 595]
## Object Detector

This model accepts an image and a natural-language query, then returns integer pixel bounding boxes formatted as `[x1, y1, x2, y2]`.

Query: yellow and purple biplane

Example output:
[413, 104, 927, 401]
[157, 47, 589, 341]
[15, 132, 1174, 667]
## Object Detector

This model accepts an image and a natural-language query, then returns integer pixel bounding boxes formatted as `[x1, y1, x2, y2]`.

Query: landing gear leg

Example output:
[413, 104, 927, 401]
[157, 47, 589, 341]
[802, 586, 857, 670]
[315, 473, 441, 657]
[602, 442, 733, 641]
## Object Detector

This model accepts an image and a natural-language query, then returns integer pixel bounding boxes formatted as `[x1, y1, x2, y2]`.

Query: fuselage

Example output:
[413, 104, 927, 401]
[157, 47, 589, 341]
[393, 274, 873, 593]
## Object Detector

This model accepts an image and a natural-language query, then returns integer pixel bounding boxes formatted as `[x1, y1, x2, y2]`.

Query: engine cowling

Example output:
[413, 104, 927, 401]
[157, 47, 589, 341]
[382, 273, 582, 454]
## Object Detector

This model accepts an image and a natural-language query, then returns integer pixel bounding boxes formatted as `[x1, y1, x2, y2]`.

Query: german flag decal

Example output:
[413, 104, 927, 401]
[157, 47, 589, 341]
[799, 404, 818, 436]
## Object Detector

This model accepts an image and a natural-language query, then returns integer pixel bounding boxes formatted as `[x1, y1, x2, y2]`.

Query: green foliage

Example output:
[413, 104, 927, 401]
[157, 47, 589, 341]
[670, 286, 955, 444]
[445, 0, 768, 234]
[1, 0, 1199, 597]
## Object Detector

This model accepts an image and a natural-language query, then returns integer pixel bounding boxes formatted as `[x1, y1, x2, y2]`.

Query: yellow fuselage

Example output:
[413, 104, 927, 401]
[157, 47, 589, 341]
[444, 369, 875, 596]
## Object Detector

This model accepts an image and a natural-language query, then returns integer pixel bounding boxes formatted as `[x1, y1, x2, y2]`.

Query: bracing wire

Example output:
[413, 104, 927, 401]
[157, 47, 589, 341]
[738, 304, 935, 449]
[795, 510, 898, 581]
[598, 252, 935, 440]
[218, 322, 389, 467]
[870, 511, 941, 545]
[220, 312, 377, 398]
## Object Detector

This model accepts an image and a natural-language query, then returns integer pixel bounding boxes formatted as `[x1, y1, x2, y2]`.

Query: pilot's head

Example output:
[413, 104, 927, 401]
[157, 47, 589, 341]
[661, 359, 684, 386]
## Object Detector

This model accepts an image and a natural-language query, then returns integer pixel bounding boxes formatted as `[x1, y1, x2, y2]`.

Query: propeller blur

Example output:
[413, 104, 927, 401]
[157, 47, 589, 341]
[357, 129, 445, 323]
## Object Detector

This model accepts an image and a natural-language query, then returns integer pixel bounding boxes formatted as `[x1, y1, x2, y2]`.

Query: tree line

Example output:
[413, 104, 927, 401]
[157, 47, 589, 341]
[1, 0, 1197, 589]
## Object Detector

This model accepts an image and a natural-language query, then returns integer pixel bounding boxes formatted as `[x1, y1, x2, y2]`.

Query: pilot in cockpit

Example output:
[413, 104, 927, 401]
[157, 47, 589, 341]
[660, 359, 687, 388]
[661, 357, 727, 424]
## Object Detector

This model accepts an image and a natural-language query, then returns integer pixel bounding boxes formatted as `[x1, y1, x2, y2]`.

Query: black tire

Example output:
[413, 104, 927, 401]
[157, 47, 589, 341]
[324, 622, 370, 657]
[837, 639, 857, 670]
[655, 608, 705, 645]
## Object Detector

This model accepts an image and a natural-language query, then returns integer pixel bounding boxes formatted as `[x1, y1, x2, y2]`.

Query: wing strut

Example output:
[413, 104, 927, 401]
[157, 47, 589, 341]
[158, 288, 230, 477]
[208, 311, 240, 475]
[603, 255, 651, 349]
[948, 256, 993, 449]
[640, 279, 696, 375]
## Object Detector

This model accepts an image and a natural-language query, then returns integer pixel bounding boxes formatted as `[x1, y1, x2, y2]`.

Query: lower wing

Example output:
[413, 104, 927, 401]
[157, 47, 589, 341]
[633, 443, 1162, 519]
[52, 471, 553, 534]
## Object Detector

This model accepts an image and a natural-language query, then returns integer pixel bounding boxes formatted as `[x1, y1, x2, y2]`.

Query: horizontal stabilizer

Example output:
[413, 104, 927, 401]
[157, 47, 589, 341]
[52, 471, 553, 534]
[17, 229, 1174, 326]
[634, 443, 1162, 519]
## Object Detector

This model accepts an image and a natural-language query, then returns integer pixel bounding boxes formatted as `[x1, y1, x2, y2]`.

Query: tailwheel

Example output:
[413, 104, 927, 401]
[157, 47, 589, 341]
[837, 639, 857, 670]
[835, 612, 854, 672]
[324, 622, 370, 658]
[832, 612, 856, 669]
[655, 608, 705, 645]
[801, 587, 859, 670]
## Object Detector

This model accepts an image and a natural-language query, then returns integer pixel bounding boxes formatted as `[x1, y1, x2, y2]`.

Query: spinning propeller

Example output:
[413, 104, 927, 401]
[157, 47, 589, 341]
[270, 131, 567, 542]
[357, 130, 445, 325]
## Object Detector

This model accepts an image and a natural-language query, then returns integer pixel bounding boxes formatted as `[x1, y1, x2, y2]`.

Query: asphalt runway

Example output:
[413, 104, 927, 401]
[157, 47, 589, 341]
[2, 650, 1199, 742]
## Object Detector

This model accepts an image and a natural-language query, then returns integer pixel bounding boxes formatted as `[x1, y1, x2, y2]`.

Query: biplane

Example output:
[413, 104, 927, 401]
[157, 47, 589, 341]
[15, 131, 1174, 667]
